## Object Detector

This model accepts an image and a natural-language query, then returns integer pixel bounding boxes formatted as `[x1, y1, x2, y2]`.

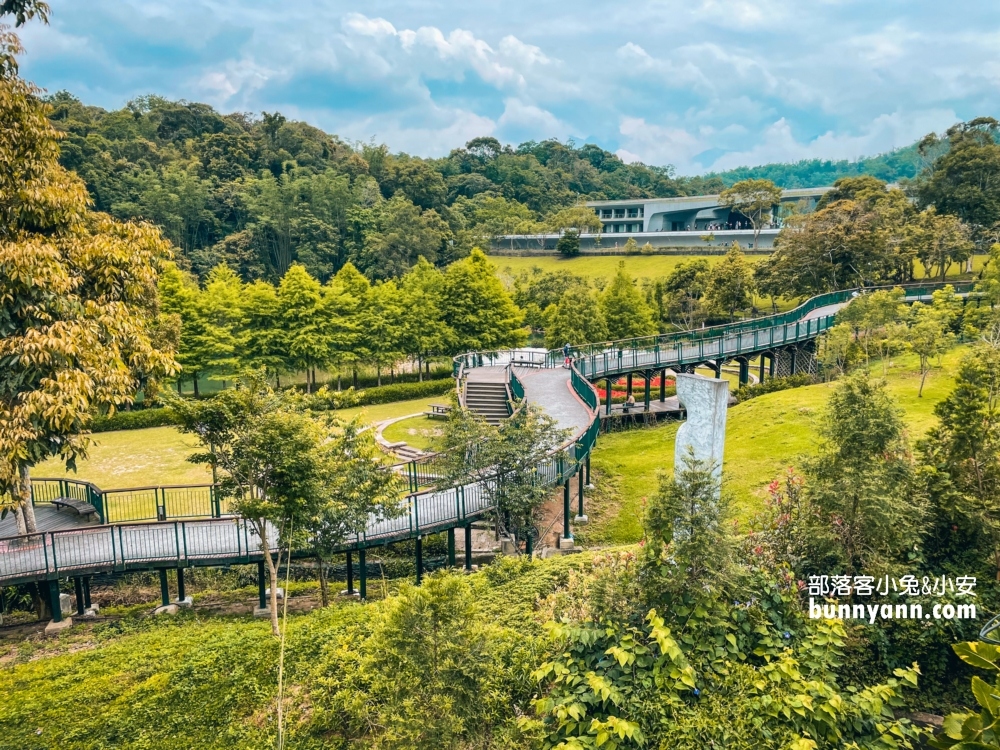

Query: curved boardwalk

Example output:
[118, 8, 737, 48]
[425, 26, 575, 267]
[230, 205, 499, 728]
[3, 281, 977, 589]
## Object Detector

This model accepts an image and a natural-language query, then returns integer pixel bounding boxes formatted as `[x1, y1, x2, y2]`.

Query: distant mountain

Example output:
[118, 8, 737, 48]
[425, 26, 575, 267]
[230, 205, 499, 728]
[707, 143, 927, 188]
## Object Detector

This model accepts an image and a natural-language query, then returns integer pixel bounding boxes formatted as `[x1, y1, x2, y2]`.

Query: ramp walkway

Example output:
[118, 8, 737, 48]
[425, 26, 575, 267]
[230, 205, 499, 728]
[1, 281, 977, 595]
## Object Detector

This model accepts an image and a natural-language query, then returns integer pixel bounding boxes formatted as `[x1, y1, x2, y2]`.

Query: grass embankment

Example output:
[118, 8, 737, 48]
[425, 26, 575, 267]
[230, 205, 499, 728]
[32, 396, 446, 490]
[493, 252, 988, 283]
[381, 415, 445, 452]
[0, 555, 587, 750]
[581, 347, 969, 546]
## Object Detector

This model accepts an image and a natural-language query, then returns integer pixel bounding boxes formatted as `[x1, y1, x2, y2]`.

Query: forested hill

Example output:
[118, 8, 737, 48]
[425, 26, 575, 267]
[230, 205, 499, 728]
[708, 143, 926, 188]
[46, 92, 723, 284]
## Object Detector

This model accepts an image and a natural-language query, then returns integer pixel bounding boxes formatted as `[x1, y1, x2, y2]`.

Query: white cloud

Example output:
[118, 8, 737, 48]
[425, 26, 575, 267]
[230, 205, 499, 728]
[497, 98, 572, 140]
[706, 110, 960, 172]
[616, 116, 705, 168]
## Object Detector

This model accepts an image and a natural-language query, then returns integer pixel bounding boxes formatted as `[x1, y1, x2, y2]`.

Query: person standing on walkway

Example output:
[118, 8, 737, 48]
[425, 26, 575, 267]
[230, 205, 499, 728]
[563, 343, 571, 367]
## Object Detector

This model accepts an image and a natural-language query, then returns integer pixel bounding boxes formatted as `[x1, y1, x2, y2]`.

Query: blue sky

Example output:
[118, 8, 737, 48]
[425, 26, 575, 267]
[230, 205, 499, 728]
[14, 0, 1000, 174]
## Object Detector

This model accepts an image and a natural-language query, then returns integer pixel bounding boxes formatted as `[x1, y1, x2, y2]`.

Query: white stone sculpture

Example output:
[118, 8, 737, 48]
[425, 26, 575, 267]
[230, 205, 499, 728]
[674, 372, 729, 485]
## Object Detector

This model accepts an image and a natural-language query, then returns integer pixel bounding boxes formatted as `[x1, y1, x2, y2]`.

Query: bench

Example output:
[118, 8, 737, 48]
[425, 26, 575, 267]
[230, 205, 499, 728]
[51, 497, 99, 520]
[423, 403, 452, 420]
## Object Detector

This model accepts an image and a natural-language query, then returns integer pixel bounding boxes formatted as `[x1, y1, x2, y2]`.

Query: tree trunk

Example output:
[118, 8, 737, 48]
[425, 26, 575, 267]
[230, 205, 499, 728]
[258, 521, 281, 637]
[919, 365, 929, 397]
[353, 367, 358, 389]
[377, 366, 382, 387]
[337, 372, 342, 391]
[425, 360, 430, 375]
[176, 379, 182, 394]
[391, 366, 395, 384]
[317, 555, 329, 607]
[193, 374, 200, 398]
[418, 356, 423, 382]
[17, 465, 37, 534]
[276, 374, 281, 388]
[12, 504, 26, 536]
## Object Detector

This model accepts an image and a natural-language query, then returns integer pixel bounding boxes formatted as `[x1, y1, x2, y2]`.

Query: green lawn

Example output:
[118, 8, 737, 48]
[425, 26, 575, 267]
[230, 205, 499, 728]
[32, 426, 213, 489]
[31, 396, 449, 490]
[381, 415, 445, 452]
[582, 346, 969, 546]
[492, 252, 988, 284]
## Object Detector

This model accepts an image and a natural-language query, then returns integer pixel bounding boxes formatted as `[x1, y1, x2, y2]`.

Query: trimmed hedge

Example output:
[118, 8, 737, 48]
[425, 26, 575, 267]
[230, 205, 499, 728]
[92, 407, 178, 433]
[308, 377, 455, 411]
[733, 373, 817, 403]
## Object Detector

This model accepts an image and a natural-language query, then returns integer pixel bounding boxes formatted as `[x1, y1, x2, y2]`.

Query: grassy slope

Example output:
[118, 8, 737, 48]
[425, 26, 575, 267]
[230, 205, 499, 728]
[381, 415, 445, 451]
[582, 346, 968, 545]
[0, 555, 586, 750]
[31, 396, 446, 490]
[494, 253, 988, 283]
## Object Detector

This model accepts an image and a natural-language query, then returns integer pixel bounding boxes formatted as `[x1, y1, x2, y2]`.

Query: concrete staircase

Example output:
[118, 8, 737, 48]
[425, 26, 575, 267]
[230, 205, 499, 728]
[463, 380, 511, 425]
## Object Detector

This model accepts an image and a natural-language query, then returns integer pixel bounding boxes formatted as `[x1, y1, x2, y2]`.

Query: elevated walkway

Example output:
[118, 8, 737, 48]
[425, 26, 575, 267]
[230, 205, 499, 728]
[3, 281, 977, 591]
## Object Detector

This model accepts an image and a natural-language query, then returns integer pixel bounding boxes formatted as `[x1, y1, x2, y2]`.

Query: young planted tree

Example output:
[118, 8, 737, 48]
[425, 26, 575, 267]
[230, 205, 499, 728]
[305, 418, 403, 606]
[171, 373, 335, 636]
[440, 248, 526, 353]
[802, 372, 923, 575]
[599, 261, 657, 340]
[543, 286, 608, 349]
[908, 302, 955, 397]
[400, 257, 453, 380]
[278, 263, 329, 392]
[0, 27, 176, 533]
[241, 279, 289, 385]
[363, 280, 405, 386]
[919, 343, 1000, 578]
[438, 403, 567, 550]
[705, 243, 757, 321]
[719, 178, 783, 249]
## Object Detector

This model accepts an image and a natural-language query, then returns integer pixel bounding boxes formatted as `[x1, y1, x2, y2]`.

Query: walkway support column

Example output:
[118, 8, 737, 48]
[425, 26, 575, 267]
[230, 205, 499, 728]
[759, 354, 765, 383]
[643, 371, 651, 411]
[358, 549, 367, 600]
[769, 353, 776, 378]
[74, 577, 85, 616]
[158, 569, 170, 607]
[257, 561, 267, 610]
[48, 580, 62, 623]
[176, 568, 186, 603]
[415, 537, 423, 584]
[82, 577, 92, 609]
[464, 524, 473, 571]
[447, 528, 456, 567]
[739, 359, 749, 387]
[576, 465, 587, 523]
[605, 378, 612, 415]
[586, 455, 593, 488]
[660, 370, 666, 402]
[561, 480, 574, 547]
[790, 348, 797, 375]
[346, 551, 354, 595]
[626, 373, 633, 399]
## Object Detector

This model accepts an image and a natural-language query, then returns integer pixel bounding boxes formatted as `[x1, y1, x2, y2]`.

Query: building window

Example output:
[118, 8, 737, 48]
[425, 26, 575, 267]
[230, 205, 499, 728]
[627, 208, 638, 218]
[601, 209, 612, 219]
[614, 209, 625, 219]
[638, 207, 644, 217]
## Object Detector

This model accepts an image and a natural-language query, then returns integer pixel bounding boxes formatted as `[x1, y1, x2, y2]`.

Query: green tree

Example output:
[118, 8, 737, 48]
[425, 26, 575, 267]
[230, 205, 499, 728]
[919, 344, 1000, 577]
[661, 259, 711, 329]
[802, 372, 922, 575]
[917, 117, 1000, 246]
[305, 417, 403, 606]
[364, 280, 406, 385]
[543, 286, 608, 349]
[326, 262, 370, 387]
[159, 262, 212, 395]
[241, 279, 289, 384]
[171, 373, 335, 636]
[599, 261, 657, 340]
[908, 302, 954, 397]
[399, 257, 453, 380]
[440, 249, 526, 352]
[547, 204, 601, 234]
[277, 264, 328, 392]
[705, 243, 756, 321]
[719, 178, 783, 249]
[198, 263, 246, 384]
[357, 194, 452, 279]
[0, 28, 175, 533]
[903, 207, 974, 281]
[555, 229, 580, 257]
[438, 403, 566, 550]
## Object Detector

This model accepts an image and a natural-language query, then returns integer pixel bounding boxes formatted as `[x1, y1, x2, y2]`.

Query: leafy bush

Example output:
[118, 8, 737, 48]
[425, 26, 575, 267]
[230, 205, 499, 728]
[733, 373, 817, 403]
[307, 378, 455, 411]
[92, 407, 178, 432]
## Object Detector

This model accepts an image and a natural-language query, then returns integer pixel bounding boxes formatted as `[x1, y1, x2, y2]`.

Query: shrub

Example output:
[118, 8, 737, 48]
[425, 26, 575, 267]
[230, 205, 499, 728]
[733, 373, 817, 403]
[307, 378, 455, 411]
[91, 407, 178, 433]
